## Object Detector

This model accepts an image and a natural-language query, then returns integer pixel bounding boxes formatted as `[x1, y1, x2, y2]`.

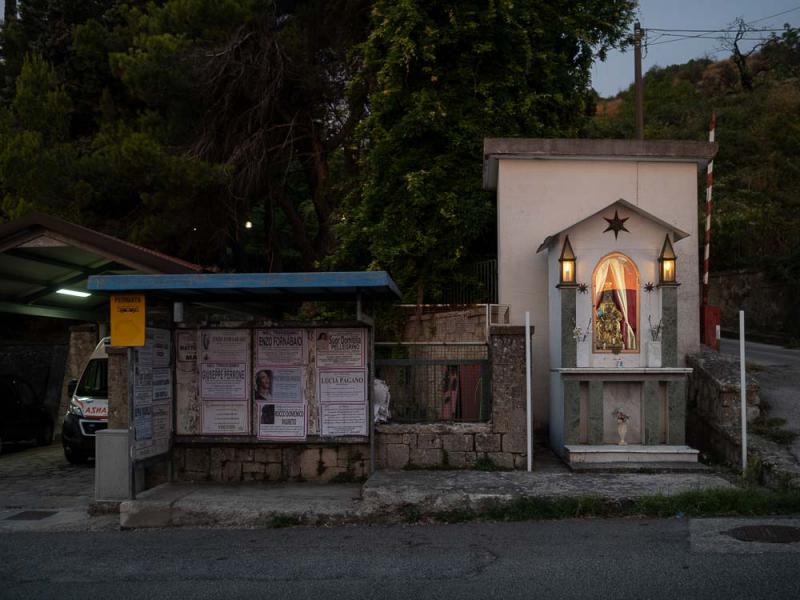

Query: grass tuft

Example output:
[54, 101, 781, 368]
[426, 487, 800, 524]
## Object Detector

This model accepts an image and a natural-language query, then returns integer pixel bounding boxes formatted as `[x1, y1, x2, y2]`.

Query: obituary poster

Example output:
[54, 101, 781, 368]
[314, 328, 365, 368]
[134, 405, 153, 442]
[175, 361, 200, 435]
[257, 401, 307, 441]
[253, 367, 304, 403]
[317, 369, 367, 404]
[176, 330, 197, 363]
[200, 363, 247, 401]
[199, 329, 249, 364]
[202, 402, 249, 434]
[254, 329, 306, 366]
[133, 337, 153, 407]
[320, 403, 367, 437]
[152, 368, 172, 402]
[149, 327, 171, 368]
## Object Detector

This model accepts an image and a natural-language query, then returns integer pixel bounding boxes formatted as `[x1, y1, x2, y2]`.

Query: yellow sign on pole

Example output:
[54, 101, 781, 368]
[110, 294, 145, 346]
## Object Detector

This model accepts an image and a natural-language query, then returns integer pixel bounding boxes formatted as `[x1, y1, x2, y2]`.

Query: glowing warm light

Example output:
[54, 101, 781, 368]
[562, 260, 574, 283]
[558, 235, 577, 286]
[245, 221, 253, 229]
[658, 234, 678, 285]
[57, 289, 91, 298]
[662, 259, 675, 282]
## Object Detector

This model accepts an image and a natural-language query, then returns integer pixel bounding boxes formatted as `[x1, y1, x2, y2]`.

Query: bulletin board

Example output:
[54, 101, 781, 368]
[173, 325, 369, 442]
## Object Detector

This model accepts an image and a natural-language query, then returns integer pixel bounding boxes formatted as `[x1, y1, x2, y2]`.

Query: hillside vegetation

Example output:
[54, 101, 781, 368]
[591, 26, 800, 285]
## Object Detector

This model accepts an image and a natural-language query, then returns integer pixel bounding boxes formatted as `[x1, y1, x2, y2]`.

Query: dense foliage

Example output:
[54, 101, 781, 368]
[0, 0, 634, 298]
[591, 26, 800, 279]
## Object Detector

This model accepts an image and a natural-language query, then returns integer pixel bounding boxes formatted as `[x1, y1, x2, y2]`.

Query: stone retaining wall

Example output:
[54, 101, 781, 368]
[687, 349, 761, 429]
[373, 326, 530, 471]
[687, 348, 800, 489]
[173, 444, 371, 483]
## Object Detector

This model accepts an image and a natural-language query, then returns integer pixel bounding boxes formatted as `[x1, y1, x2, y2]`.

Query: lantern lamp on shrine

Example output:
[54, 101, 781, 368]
[558, 235, 577, 287]
[658, 234, 678, 285]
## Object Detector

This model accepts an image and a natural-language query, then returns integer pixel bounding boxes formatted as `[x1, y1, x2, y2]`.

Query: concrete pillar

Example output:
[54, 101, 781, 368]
[588, 380, 604, 444]
[97, 346, 132, 500]
[560, 288, 577, 368]
[667, 380, 686, 444]
[57, 324, 98, 439]
[563, 380, 580, 444]
[643, 380, 660, 445]
[106, 346, 130, 429]
[661, 286, 678, 367]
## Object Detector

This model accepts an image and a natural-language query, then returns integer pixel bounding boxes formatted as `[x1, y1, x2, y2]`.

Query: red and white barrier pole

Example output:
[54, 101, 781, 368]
[702, 112, 716, 308]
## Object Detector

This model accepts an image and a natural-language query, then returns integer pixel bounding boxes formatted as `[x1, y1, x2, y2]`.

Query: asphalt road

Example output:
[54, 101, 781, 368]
[720, 337, 800, 367]
[1, 518, 799, 600]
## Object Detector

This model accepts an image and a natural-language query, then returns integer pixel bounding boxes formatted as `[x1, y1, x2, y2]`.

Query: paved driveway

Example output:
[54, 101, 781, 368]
[721, 338, 800, 463]
[0, 444, 112, 531]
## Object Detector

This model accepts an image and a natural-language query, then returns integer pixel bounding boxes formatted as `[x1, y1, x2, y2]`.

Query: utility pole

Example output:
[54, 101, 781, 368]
[634, 22, 644, 140]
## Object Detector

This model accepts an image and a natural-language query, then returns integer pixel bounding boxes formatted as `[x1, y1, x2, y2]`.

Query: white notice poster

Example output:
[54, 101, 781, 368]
[176, 330, 197, 362]
[202, 402, 249, 434]
[320, 403, 367, 436]
[317, 369, 367, 404]
[253, 367, 304, 403]
[134, 405, 153, 442]
[257, 401, 307, 440]
[314, 329, 365, 368]
[200, 363, 247, 401]
[175, 361, 200, 435]
[199, 329, 249, 363]
[150, 328, 171, 368]
[255, 329, 306, 366]
[152, 368, 172, 402]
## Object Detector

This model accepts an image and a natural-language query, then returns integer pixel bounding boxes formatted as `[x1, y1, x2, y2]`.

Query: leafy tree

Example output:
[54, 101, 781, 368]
[336, 0, 635, 301]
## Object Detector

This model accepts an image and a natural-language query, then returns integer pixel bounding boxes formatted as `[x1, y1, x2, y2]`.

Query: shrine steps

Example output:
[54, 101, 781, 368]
[565, 444, 706, 473]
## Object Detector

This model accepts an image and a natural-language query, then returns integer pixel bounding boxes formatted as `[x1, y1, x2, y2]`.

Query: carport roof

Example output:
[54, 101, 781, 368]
[88, 271, 402, 301]
[0, 213, 203, 321]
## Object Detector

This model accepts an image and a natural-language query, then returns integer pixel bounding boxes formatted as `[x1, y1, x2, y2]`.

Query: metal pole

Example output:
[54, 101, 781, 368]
[634, 22, 644, 140]
[368, 326, 376, 475]
[702, 112, 716, 309]
[525, 311, 533, 472]
[739, 310, 747, 472]
[127, 347, 136, 500]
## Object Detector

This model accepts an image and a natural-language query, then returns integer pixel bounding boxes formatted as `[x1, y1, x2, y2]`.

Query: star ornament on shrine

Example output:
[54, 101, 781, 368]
[603, 210, 630, 239]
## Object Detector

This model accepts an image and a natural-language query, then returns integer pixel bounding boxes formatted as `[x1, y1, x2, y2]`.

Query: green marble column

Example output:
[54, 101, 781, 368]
[667, 380, 686, 445]
[643, 380, 660, 445]
[564, 380, 581, 444]
[561, 287, 577, 368]
[588, 380, 604, 444]
[661, 286, 678, 367]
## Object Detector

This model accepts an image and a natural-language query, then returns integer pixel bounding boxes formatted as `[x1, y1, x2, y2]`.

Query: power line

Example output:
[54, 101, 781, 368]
[749, 5, 800, 24]
[647, 28, 786, 33]
[641, 5, 799, 48]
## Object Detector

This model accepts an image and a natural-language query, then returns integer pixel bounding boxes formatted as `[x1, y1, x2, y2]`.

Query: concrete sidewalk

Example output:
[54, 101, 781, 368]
[120, 468, 735, 529]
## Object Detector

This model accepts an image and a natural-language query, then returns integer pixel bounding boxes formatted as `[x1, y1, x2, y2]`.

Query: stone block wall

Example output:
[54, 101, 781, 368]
[373, 326, 530, 470]
[173, 443, 370, 482]
[57, 324, 98, 429]
[687, 349, 761, 428]
[374, 422, 524, 469]
[399, 306, 488, 342]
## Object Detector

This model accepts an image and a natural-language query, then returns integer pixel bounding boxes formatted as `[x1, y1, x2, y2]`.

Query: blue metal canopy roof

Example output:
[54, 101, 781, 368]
[87, 271, 402, 300]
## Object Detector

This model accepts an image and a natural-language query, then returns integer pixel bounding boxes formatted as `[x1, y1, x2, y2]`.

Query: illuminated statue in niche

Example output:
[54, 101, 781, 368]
[593, 254, 639, 352]
[596, 291, 624, 349]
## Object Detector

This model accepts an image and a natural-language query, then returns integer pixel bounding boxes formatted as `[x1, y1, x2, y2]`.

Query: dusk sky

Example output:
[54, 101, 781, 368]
[592, 0, 800, 97]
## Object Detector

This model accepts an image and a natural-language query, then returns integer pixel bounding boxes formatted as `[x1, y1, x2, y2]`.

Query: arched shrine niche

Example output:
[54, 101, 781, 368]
[592, 253, 639, 353]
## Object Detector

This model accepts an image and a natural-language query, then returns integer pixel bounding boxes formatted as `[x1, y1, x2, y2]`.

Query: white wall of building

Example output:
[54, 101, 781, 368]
[497, 159, 700, 426]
